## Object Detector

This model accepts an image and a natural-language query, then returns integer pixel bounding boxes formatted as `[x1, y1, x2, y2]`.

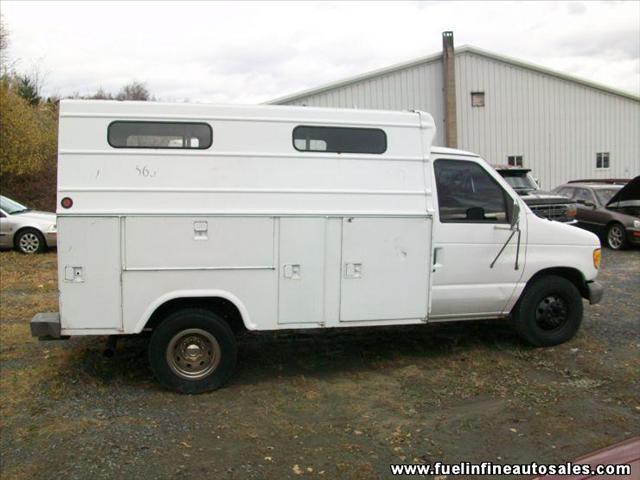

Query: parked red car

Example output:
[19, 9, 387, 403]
[533, 436, 639, 479]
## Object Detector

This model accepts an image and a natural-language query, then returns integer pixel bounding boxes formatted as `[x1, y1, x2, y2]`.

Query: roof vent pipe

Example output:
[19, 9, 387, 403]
[442, 31, 458, 148]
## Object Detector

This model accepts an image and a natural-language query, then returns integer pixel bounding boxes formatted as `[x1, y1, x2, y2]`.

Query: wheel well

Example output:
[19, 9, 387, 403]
[13, 227, 46, 248]
[144, 297, 247, 334]
[527, 267, 588, 299]
[604, 220, 624, 232]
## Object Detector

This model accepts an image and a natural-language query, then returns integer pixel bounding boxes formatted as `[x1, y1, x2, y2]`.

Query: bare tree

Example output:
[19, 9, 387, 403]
[90, 87, 114, 100]
[1, 15, 10, 74]
[116, 81, 151, 101]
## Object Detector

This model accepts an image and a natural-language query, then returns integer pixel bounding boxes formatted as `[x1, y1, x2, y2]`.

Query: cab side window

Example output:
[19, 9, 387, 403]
[556, 187, 573, 197]
[434, 159, 509, 223]
[574, 188, 596, 205]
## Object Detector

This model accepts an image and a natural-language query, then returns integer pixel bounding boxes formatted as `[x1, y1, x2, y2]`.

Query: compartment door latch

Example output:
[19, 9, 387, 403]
[283, 264, 301, 279]
[344, 262, 362, 279]
[64, 266, 84, 283]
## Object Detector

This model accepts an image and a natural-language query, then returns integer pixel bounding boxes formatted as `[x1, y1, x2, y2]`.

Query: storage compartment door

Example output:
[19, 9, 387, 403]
[340, 217, 430, 322]
[278, 218, 325, 325]
[58, 217, 122, 330]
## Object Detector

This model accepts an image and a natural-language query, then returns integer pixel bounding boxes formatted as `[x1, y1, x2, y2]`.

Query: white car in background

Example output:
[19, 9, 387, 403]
[0, 195, 57, 254]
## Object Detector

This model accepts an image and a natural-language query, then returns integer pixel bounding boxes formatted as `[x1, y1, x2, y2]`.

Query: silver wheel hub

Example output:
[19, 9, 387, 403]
[608, 226, 623, 249]
[166, 328, 221, 380]
[185, 343, 202, 359]
[19, 233, 40, 253]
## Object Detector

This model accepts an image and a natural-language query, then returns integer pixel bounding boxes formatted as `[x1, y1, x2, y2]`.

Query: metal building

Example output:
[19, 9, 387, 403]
[269, 33, 640, 189]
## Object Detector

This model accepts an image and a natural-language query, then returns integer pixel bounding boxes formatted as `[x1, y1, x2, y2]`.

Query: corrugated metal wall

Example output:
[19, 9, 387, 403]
[277, 51, 640, 189]
[455, 52, 640, 189]
[280, 60, 446, 146]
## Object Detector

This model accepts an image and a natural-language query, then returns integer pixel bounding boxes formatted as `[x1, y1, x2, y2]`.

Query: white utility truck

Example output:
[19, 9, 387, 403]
[32, 100, 603, 393]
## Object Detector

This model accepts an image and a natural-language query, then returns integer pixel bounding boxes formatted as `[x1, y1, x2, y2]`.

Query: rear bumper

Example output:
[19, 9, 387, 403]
[586, 281, 604, 305]
[45, 232, 57, 247]
[30, 312, 65, 339]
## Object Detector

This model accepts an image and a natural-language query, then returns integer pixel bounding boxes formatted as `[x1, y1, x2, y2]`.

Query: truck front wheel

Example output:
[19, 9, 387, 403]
[512, 275, 583, 347]
[148, 308, 237, 393]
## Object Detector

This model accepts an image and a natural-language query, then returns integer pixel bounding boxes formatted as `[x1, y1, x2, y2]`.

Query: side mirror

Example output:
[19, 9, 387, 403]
[511, 199, 520, 230]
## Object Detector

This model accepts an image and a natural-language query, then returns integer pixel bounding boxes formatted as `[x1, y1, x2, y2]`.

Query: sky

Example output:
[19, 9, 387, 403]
[2, 1, 639, 103]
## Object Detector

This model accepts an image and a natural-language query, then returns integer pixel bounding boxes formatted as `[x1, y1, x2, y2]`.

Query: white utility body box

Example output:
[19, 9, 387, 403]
[31, 100, 603, 393]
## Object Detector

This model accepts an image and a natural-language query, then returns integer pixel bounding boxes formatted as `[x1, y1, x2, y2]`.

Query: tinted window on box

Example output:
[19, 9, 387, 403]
[293, 126, 387, 154]
[108, 121, 212, 149]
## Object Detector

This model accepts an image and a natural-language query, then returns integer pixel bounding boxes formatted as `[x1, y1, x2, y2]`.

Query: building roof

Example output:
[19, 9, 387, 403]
[268, 45, 640, 105]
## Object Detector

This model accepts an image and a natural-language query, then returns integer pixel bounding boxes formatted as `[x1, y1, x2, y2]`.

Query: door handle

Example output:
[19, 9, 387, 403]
[193, 221, 208, 240]
[432, 247, 443, 272]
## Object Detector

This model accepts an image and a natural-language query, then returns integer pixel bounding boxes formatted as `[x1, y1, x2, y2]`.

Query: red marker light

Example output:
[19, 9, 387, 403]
[61, 197, 73, 209]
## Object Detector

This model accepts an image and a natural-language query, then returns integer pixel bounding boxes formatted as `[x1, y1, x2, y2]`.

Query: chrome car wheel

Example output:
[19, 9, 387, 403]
[606, 224, 625, 250]
[166, 328, 221, 380]
[18, 232, 41, 254]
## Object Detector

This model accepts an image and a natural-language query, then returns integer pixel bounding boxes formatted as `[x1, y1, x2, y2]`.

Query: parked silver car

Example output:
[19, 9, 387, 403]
[0, 196, 57, 254]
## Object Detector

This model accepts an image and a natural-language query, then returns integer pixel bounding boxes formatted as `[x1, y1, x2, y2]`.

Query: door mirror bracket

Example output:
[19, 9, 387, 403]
[510, 199, 520, 230]
[491, 199, 521, 270]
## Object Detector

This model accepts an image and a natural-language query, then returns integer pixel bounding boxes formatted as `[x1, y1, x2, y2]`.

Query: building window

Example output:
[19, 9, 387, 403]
[471, 92, 485, 107]
[507, 155, 523, 167]
[596, 152, 610, 169]
[108, 121, 213, 149]
[293, 126, 387, 154]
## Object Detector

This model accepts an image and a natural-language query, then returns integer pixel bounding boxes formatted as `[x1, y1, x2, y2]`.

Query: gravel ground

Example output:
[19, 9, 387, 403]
[0, 248, 638, 479]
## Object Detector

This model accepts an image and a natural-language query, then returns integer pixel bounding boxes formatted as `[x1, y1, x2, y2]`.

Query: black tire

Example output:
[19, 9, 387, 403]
[605, 222, 628, 250]
[512, 275, 583, 347]
[15, 228, 46, 254]
[148, 308, 237, 393]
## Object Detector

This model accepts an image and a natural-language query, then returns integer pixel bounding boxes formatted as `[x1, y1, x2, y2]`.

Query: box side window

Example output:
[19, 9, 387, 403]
[292, 126, 387, 154]
[108, 121, 212, 149]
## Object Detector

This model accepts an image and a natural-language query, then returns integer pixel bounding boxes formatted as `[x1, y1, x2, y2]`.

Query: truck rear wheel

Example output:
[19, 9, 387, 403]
[148, 308, 237, 393]
[511, 275, 583, 347]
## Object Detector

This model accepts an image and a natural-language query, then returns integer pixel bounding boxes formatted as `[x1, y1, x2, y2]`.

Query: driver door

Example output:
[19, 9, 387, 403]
[573, 187, 607, 231]
[430, 159, 526, 319]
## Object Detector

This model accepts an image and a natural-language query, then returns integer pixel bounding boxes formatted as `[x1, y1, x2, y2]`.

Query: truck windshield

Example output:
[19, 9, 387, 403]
[0, 196, 29, 214]
[502, 174, 538, 192]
